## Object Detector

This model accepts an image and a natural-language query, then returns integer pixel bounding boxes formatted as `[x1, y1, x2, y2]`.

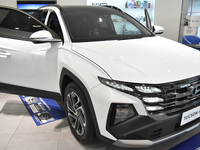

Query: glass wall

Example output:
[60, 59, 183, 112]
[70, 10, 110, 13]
[179, 0, 200, 42]
[87, 0, 155, 27]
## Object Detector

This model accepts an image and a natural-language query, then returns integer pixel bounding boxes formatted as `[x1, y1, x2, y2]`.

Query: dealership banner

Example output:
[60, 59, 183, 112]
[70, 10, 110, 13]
[19, 95, 66, 126]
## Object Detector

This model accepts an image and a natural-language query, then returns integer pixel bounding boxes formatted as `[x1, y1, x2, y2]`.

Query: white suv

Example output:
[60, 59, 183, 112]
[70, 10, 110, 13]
[0, 5, 200, 148]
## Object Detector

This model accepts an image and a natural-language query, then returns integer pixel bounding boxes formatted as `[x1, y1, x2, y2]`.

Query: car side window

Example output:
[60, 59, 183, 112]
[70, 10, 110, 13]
[0, 7, 47, 40]
[47, 12, 63, 40]
[111, 14, 141, 35]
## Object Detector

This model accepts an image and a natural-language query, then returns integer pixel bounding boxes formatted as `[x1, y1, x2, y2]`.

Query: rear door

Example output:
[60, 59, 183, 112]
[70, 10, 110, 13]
[0, 7, 62, 95]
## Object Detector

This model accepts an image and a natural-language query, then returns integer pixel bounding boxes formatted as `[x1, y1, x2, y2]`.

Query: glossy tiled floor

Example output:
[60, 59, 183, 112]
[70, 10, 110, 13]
[0, 93, 200, 150]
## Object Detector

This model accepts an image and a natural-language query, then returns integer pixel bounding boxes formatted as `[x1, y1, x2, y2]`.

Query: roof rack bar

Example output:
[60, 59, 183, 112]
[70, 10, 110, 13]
[103, 5, 122, 12]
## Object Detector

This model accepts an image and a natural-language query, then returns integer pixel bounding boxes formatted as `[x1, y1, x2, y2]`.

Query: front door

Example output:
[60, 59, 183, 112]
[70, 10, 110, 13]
[0, 7, 62, 95]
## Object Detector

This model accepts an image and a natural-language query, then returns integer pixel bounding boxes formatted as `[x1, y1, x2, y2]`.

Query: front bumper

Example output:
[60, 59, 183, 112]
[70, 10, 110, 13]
[89, 84, 200, 148]
[109, 110, 200, 148]
[113, 120, 200, 148]
[113, 121, 200, 148]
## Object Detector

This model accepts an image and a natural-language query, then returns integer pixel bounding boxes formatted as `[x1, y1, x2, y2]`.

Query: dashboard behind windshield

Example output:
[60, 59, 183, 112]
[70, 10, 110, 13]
[62, 6, 153, 42]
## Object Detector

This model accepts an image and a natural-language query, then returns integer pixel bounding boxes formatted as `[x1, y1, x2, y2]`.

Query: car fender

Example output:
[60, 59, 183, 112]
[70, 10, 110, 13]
[58, 45, 114, 143]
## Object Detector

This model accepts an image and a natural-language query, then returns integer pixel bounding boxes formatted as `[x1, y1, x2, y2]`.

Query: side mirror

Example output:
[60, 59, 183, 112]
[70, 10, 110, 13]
[153, 25, 164, 34]
[144, 9, 164, 34]
[30, 30, 61, 43]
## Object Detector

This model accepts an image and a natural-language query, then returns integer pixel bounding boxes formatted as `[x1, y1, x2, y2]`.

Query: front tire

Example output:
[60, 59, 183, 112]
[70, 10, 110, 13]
[64, 82, 95, 143]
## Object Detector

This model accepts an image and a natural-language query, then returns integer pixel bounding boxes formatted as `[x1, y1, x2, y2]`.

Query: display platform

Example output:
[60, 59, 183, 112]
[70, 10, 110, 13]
[19, 95, 66, 126]
[19, 95, 200, 149]
[170, 132, 200, 150]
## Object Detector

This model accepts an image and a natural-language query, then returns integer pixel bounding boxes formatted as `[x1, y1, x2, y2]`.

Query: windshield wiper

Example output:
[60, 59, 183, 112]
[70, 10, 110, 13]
[117, 34, 154, 40]
[116, 36, 142, 40]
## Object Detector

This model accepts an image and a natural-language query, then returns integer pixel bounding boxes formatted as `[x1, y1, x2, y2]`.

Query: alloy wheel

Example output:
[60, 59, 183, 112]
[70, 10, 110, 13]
[66, 91, 86, 136]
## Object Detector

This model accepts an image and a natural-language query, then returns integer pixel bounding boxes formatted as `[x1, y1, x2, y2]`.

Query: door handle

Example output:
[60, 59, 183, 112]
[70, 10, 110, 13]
[0, 51, 11, 57]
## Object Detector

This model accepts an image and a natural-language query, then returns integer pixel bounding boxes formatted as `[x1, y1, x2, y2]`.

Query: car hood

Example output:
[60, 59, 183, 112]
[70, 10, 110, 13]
[72, 36, 200, 84]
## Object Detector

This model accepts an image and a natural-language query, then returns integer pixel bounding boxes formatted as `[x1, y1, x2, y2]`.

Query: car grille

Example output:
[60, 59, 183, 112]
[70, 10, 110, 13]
[140, 76, 200, 114]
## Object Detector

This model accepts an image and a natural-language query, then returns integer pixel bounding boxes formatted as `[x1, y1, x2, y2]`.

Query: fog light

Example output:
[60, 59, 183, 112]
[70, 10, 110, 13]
[113, 104, 136, 125]
[146, 106, 164, 111]
[143, 97, 164, 103]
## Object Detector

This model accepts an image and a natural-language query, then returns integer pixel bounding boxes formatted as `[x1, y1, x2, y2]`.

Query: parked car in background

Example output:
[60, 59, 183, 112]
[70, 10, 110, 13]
[1, 4, 200, 148]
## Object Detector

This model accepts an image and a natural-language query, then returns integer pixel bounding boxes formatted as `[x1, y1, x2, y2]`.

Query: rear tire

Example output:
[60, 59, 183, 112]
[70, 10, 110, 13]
[64, 82, 95, 143]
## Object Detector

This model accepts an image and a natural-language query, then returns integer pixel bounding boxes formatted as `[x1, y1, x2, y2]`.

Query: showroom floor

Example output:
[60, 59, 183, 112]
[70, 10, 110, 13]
[0, 93, 200, 150]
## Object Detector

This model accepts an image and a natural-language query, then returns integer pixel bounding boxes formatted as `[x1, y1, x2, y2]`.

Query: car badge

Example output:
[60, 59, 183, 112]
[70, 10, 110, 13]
[189, 84, 200, 96]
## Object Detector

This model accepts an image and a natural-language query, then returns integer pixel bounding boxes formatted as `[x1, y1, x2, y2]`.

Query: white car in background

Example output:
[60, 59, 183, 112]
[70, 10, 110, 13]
[0, 4, 200, 148]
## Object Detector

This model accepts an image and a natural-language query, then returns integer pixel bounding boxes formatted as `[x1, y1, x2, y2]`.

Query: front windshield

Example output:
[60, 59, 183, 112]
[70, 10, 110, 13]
[62, 6, 153, 42]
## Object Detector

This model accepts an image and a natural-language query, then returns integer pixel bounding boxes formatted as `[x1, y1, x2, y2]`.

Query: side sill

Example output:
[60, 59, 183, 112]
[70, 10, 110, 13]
[0, 82, 62, 101]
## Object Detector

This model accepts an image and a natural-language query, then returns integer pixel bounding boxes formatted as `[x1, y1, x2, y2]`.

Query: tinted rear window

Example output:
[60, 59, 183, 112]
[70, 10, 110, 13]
[0, 7, 45, 40]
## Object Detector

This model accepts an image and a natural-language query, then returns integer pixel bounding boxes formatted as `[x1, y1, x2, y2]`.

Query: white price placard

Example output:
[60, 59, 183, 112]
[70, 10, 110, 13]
[189, 15, 200, 27]
[183, 26, 197, 35]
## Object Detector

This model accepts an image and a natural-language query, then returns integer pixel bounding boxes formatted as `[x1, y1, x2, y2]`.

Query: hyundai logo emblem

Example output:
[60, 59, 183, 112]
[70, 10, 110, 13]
[189, 84, 200, 96]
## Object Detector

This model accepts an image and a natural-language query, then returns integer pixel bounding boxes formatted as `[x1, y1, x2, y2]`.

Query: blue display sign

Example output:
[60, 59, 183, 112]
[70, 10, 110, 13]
[19, 95, 66, 126]
[17, 4, 50, 10]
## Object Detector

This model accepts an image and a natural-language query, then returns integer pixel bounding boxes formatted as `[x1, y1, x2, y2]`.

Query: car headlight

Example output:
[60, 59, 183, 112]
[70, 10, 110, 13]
[135, 86, 161, 93]
[98, 77, 165, 113]
[146, 106, 164, 111]
[143, 97, 164, 103]
[98, 77, 162, 94]
[98, 77, 134, 92]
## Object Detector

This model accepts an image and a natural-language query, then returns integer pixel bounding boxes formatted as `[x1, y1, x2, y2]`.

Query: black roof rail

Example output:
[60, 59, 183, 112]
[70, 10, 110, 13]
[103, 5, 123, 12]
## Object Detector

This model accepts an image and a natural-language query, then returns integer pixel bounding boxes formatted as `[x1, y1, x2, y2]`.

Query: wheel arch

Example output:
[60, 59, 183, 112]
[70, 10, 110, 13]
[59, 67, 115, 144]
[59, 68, 100, 134]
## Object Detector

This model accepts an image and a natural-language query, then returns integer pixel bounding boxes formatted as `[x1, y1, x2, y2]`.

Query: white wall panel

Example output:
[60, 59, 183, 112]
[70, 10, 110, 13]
[57, 0, 86, 5]
[154, 0, 182, 41]
[0, 0, 16, 8]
